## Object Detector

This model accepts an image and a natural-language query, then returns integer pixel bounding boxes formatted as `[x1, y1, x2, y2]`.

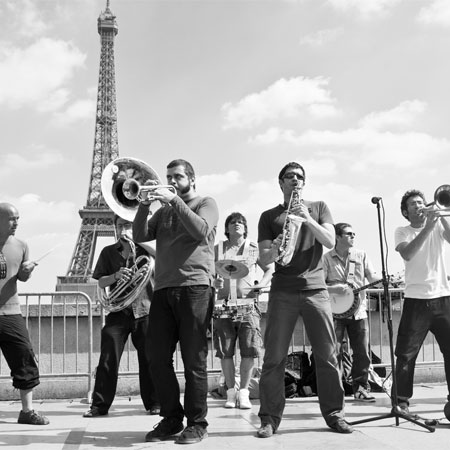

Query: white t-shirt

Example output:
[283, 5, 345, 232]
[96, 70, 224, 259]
[394, 222, 450, 299]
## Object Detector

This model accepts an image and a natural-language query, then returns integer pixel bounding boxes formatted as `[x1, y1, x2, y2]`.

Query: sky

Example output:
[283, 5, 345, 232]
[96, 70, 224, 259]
[1, 0, 450, 293]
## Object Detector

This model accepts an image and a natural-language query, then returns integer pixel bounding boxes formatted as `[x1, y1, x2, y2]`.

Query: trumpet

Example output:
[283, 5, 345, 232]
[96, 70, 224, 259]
[419, 184, 450, 217]
[122, 178, 176, 202]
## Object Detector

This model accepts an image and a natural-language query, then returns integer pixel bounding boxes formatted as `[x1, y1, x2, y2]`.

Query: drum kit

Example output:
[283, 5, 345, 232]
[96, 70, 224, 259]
[213, 259, 265, 321]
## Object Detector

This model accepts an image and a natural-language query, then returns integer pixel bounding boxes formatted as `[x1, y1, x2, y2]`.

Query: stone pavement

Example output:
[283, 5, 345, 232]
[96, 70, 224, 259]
[0, 383, 449, 449]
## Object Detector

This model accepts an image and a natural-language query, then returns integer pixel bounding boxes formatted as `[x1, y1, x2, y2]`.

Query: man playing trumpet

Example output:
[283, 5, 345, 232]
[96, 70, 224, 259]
[394, 189, 450, 414]
[83, 215, 159, 418]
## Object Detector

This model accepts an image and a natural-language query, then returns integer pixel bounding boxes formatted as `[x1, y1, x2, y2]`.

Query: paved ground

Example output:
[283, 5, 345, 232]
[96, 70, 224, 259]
[0, 383, 449, 449]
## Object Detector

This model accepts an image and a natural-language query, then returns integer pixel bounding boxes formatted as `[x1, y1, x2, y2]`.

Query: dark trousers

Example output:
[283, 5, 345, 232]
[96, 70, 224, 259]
[335, 317, 371, 392]
[148, 286, 214, 428]
[0, 315, 40, 391]
[91, 310, 158, 412]
[258, 289, 345, 431]
[395, 296, 450, 402]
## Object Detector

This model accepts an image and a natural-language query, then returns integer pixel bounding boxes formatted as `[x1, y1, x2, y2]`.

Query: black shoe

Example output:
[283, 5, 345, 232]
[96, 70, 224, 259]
[148, 405, 161, 415]
[18, 410, 49, 425]
[256, 423, 274, 438]
[176, 425, 208, 444]
[145, 417, 184, 442]
[329, 418, 354, 434]
[397, 401, 410, 414]
[83, 406, 108, 418]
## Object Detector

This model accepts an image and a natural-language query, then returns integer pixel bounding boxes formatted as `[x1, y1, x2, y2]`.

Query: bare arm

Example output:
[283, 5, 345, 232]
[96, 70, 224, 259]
[396, 215, 437, 261]
[441, 216, 450, 244]
[292, 202, 335, 249]
[258, 236, 281, 266]
[256, 260, 275, 288]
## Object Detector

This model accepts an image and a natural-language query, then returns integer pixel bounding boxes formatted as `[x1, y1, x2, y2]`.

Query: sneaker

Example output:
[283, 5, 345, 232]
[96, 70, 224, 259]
[18, 410, 49, 425]
[397, 401, 409, 414]
[176, 425, 208, 444]
[354, 386, 376, 403]
[83, 406, 108, 418]
[256, 423, 274, 438]
[224, 388, 236, 408]
[238, 388, 252, 409]
[328, 418, 354, 434]
[145, 417, 184, 442]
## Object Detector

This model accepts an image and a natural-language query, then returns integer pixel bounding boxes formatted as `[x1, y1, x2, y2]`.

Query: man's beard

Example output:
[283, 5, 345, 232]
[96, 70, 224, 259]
[178, 181, 192, 196]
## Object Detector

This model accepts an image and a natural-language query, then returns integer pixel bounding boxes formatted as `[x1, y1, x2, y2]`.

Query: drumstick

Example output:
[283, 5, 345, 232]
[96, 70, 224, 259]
[32, 246, 58, 265]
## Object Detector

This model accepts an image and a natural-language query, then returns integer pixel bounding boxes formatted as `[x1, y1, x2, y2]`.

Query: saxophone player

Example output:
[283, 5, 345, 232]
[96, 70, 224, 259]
[256, 162, 352, 437]
[83, 215, 159, 418]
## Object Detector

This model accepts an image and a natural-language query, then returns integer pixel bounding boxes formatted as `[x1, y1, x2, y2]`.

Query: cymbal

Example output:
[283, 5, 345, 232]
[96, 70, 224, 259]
[215, 259, 249, 280]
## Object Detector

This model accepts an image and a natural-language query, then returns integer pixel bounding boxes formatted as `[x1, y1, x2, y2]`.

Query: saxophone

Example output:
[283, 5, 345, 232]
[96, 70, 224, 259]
[276, 183, 305, 266]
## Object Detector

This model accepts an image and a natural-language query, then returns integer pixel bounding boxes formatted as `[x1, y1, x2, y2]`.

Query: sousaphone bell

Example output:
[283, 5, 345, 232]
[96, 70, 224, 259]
[101, 157, 167, 221]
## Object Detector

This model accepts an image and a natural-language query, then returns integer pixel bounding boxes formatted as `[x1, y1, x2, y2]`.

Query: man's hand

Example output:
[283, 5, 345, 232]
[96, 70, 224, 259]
[149, 186, 177, 204]
[115, 267, 133, 283]
[327, 283, 353, 296]
[20, 260, 37, 274]
[213, 276, 224, 290]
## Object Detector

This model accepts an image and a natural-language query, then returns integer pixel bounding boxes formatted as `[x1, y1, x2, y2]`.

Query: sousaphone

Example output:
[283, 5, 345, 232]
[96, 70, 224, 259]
[98, 157, 162, 312]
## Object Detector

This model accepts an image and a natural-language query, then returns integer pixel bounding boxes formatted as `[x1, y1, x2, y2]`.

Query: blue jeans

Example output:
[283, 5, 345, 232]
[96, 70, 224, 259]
[148, 286, 214, 428]
[258, 289, 345, 430]
[395, 296, 450, 403]
[334, 317, 371, 392]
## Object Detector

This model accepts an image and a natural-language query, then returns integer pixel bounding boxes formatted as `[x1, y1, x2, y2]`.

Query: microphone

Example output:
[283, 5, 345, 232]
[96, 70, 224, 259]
[371, 196, 382, 204]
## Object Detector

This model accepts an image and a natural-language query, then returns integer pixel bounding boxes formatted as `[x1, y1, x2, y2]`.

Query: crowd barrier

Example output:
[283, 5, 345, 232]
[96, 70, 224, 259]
[0, 288, 444, 400]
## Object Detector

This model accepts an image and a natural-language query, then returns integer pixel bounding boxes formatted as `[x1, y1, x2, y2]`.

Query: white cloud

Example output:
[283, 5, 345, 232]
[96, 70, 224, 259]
[196, 170, 243, 195]
[221, 76, 341, 130]
[251, 127, 449, 170]
[327, 0, 402, 19]
[299, 27, 344, 46]
[0, 37, 86, 111]
[3, 0, 48, 38]
[417, 0, 450, 27]
[52, 97, 97, 126]
[294, 158, 338, 178]
[0, 150, 65, 177]
[359, 100, 427, 130]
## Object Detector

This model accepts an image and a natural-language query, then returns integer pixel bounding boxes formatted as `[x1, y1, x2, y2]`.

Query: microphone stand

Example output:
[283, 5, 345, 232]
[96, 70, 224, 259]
[349, 198, 434, 432]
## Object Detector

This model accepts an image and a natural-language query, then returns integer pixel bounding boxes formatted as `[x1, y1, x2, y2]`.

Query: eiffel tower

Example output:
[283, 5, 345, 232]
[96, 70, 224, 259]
[56, 0, 119, 298]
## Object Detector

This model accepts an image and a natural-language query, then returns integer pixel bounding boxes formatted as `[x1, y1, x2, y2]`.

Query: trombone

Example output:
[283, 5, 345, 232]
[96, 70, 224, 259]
[420, 184, 450, 217]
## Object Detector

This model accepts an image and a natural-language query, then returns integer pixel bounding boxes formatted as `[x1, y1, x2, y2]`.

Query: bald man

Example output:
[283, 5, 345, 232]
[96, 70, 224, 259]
[0, 203, 49, 425]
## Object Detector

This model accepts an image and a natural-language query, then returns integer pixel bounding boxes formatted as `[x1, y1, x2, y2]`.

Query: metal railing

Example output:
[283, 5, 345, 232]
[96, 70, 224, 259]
[0, 292, 94, 399]
[287, 288, 444, 372]
[0, 287, 443, 400]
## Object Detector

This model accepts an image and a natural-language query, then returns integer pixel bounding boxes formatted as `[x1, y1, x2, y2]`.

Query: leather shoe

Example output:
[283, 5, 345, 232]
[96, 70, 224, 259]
[329, 418, 354, 434]
[83, 407, 108, 418]
[257, 423, 274, 438]
[148, 405, 161, 415]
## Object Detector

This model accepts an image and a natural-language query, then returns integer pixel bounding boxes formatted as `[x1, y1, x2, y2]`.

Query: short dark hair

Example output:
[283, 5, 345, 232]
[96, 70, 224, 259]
[167, 159, 195, 179]
[335, 222, 352, 236]
[224, 212, 248, 239]
[278, 162, 306, 181]
[167, 159, 196, 189]
[400, 189, 426, 220]
[113, 214, 131, 227]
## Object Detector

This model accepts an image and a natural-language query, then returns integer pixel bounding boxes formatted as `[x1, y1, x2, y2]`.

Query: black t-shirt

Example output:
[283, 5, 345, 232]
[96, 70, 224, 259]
[258, 200, 333, 292]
